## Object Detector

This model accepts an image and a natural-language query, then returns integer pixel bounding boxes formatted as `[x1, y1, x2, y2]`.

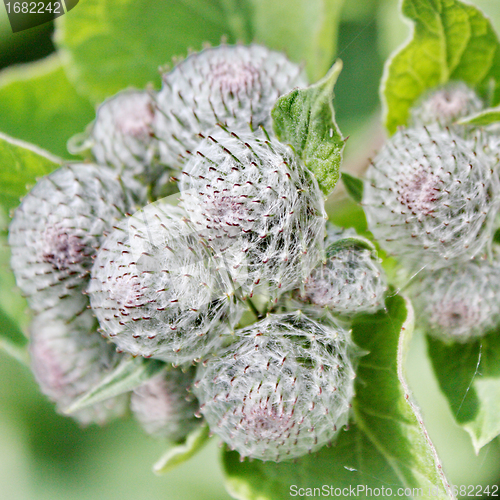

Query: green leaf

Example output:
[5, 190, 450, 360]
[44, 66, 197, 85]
[382, 0, 500, 134]
[0, 305, 29, 366]
[0, 306, 27, 348]
[249, 0, 345, 82]
[272, 60, 345, 195]
[341, 171, 364, 203]
[54, 0, 248, 103]
[221, 295, 453, 499]
[428, 330, 500, 453]
[0, 132, 62, 213]
[458, 106, 500, 126]
[0, 54, 95, 158]
[153, 424, 210, 475]
[55, 0, 345, 104]
[64, 356, 165, 415]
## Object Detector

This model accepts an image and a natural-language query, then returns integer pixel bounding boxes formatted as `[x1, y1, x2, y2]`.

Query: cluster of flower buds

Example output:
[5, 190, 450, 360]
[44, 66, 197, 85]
[364, 83, 500, 343]
[8, 44, 389, 461]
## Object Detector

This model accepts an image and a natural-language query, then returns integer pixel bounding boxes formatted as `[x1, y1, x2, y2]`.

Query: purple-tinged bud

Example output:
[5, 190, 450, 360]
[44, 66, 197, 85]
[131, 367, 200, 441]
[88, 202, 243, 363]
[154, 44, 307, 169]
[8, 164, 135, 314]
[410, 260, 500, 342]
[410, 83, 483, 129]
[194, 312, 355, 462]
[30, 309, 128, 425]
[179, 129, 326, 300]
[363, 127, 500, 269]
[302, 227, 387, 315]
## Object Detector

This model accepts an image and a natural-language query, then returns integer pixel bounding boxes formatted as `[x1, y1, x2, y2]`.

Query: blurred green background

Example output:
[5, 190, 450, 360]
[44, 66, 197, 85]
[1, 1, 500, 499]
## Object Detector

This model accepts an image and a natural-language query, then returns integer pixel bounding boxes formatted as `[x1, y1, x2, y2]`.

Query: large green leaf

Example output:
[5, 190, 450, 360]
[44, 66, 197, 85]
[249, 0, 344, 82]
[0, 132, 61, 214]
[427, 331, 500, 453]
[272, 61, 345, 195]
[54, 0, 247, 103]
[382, 0, 500, 134]
[64, 356, 165, 415]
[222, 295, 453, 499]
[54, 0, 345, 104]
[0, 54, 95, 158]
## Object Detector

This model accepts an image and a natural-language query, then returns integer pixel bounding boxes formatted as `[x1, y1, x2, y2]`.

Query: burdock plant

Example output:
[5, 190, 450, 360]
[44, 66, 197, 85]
[4, 0, 500, 497]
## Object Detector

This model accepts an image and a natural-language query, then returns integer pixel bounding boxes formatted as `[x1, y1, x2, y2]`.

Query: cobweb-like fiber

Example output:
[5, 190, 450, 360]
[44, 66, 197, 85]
[302, 226, 387, 315]
[410, 260, 500, 342]
[363, 126, 500, 269]
[131, 367, 200, 441]
[30, 309, 128, 425]
[8, 164, 134, 314]
[194, 312, 355, 462]
[179, 129, 326, 300]
[88, 202, 244, 364]
[154, 44, 307, 169]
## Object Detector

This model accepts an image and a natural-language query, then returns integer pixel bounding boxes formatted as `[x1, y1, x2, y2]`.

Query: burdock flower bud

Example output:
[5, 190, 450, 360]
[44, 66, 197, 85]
[363, 127, 500, 269]
[410, 82, 483, 129]
[30, 309, 128, 425]
[179, 129, 326, 299]
[154, 44, 307, 169]
[9, 164, 134, 314]
[70, 90, 160, 201]
[131, 367, 200, 441]
[88, 202, 243, 364]
[302, 227, 387, 315]
[410, 260, 500, 343]
[194, 312, 355, 462]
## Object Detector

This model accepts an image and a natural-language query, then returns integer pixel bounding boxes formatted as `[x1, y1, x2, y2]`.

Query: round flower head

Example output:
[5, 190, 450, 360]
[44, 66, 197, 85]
[363, 127, 500, 269]
[30, 309, 128, 425]
[8, 164, 134, 314]
[410, 82, 483, 129]
[410, 260, 500, 342]
[194, 312, 355, 462]
[154, 44, 307, 169]
[131, 367, 200, 441]
[70, 90, 160, 200]
[88, 202, 243, 364]
[302, 227, 387, 315]
[179, 129, 326, 300]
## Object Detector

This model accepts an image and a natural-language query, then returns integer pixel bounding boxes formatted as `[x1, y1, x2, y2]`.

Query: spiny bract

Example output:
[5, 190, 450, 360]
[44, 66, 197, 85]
[88, 202, 243, 363]
[410, 260, 500, 342]
[131, 367, 200, 441]
[9, 163, 133, 314]
[194, 312, 355, 462]
[154, 44, 307, 169]
[179, 128, 326, 300]
[363, 126, 500, 269]
[302, 227, 387, 315]
[30, 309, 128, 425]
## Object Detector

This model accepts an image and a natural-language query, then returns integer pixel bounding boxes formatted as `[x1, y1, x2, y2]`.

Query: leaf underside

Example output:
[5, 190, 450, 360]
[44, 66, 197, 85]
[427, 330, 500, 453]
